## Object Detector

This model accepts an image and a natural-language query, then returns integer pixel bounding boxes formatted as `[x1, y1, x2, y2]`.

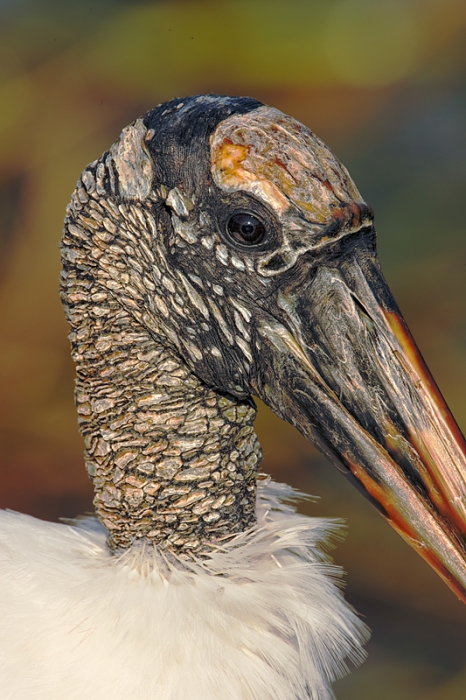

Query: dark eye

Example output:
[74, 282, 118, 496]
[227, 213, 266, 246]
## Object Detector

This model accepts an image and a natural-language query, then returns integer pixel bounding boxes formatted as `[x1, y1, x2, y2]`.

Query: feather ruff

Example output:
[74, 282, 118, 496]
[0, 478, 368, 700]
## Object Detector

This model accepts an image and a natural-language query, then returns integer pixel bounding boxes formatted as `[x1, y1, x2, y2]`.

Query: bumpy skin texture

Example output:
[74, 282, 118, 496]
[60, 94, 466, 600]
[63, 279, 260, 553]
[61, 101, 262, 552]
[60, 95, 366, 554]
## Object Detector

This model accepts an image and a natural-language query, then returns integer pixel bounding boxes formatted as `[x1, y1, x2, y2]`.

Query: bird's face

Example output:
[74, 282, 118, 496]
[151, 105, 371, 396]
[107, 96, 466, 600]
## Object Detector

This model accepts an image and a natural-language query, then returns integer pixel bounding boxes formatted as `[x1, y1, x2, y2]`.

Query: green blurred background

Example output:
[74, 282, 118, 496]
[0, 0, 465, 697]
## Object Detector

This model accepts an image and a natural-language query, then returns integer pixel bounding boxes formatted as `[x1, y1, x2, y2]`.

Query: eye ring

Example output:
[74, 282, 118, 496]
[226, 212, 266, 246]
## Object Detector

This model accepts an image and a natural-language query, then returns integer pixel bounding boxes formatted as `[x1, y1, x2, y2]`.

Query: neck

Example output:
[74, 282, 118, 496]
[60, 165, 260, 554]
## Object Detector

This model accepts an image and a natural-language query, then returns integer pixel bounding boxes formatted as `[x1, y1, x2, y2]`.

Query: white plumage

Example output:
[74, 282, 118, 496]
[0, 479, 367, 700]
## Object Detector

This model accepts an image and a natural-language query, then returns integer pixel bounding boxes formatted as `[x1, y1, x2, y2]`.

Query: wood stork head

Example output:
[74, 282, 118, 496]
[61, 95, 466, 602]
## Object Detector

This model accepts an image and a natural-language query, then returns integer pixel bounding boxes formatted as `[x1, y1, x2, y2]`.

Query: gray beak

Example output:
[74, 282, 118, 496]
[252, 232, 466, 603]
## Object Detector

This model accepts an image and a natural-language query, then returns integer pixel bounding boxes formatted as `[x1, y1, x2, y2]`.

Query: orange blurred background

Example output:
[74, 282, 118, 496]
[0, 1, 465, 697]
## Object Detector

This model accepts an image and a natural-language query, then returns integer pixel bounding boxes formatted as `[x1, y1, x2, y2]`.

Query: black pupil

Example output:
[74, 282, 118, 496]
[227, 213, 265, 245]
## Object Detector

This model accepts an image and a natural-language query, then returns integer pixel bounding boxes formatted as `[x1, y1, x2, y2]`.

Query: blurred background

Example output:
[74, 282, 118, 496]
[0, 0, 465, 697]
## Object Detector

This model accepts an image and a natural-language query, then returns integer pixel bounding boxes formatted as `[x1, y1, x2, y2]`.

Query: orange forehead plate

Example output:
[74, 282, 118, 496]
[210, 106, 364, 223]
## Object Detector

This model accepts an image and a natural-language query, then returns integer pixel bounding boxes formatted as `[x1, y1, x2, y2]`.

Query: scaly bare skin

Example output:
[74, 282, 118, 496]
[60, 96, 466, 602]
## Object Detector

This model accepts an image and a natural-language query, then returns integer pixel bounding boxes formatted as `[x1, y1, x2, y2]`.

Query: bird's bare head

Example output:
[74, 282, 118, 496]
[62, 95, 466, 598]
[108, 97, 371, 394]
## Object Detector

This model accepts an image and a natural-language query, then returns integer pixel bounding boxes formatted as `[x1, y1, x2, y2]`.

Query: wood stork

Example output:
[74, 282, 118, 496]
[1, 95, 465, 700]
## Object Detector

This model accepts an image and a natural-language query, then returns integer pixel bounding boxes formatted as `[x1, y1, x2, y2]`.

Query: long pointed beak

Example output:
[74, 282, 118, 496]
[253, 232, 466, 603]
